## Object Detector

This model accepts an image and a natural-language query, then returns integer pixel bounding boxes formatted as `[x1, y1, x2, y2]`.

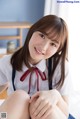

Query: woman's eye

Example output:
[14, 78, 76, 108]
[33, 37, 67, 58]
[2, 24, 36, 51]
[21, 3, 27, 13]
[39, 33, 45, 39]
[50, 43, 56, 47]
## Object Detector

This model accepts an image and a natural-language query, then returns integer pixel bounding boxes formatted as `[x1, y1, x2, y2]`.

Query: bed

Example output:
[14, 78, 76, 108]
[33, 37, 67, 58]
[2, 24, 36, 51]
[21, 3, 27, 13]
[69, 91, 80, 119]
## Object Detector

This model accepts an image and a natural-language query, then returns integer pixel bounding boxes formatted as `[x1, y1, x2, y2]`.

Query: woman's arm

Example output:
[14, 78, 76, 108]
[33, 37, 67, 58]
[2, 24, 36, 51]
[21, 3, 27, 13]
[56, 91, 69, 117]
[29, 89, 69, 119]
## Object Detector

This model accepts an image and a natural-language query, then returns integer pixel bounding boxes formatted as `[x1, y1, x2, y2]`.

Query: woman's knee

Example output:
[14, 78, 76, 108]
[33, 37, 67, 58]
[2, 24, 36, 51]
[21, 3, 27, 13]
[48, 105, 67, 119]
[10, 90, 30, 100]
[29, 97, 37, 117]
[0, 90, 30, 110]
[0, 90, 30, 119]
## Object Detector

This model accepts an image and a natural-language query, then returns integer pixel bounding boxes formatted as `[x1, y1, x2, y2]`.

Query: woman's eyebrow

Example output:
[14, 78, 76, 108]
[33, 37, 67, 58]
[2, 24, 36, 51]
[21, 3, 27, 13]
[43, 33, 59, 43]
[51, 39, 59, 44]
[42, 32, 59, 44]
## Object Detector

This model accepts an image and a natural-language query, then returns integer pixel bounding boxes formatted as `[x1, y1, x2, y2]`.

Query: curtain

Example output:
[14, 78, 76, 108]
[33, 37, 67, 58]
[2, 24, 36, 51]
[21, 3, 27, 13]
[44, 0, 80, 91]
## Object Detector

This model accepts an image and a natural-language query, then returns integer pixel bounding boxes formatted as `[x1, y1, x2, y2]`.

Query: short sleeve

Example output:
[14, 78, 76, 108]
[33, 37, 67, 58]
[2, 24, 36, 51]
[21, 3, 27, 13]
[0, 55, 11, 85]
[59, 61, 73, 96]
[52, 60, 73, 96]
[0, 69, 8, 85]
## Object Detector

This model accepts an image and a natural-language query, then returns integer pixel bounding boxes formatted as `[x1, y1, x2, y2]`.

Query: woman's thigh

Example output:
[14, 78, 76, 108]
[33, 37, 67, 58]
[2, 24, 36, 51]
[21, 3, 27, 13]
[29, 98, 67, 119]
[0, 90, 30, 119]
[47, 105, 67, 119]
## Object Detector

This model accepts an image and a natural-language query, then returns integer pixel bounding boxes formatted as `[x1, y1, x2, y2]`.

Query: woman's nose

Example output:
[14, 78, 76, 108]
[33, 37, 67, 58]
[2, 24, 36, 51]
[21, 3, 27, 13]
[41, 41, 49, 51]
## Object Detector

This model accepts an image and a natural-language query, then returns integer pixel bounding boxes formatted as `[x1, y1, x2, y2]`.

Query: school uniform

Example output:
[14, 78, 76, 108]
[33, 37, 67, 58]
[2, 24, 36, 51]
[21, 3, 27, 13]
[0, 54, 72, 96]
[0, 55, 75, 119]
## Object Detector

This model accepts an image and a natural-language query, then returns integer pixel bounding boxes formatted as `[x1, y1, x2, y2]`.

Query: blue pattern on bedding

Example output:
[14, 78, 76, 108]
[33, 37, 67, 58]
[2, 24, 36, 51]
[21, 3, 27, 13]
[68, 114, 75, 119]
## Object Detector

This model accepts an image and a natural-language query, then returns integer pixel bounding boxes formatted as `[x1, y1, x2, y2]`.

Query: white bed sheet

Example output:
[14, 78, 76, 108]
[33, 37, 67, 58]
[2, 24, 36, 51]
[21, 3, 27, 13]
[69, 91, 80, 119]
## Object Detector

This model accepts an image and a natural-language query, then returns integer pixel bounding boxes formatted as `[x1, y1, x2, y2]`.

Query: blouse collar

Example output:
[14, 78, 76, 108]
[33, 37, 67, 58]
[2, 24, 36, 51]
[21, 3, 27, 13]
[22, 59, 46, 72]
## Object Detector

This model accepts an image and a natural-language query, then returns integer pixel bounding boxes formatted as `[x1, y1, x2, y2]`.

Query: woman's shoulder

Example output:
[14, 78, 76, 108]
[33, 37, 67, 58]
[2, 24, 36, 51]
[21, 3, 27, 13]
[0, 54, 12, 69]
[0, 54, 12, 62]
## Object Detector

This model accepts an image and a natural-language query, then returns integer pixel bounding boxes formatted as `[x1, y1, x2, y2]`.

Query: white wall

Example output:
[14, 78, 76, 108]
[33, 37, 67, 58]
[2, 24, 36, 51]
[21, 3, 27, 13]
[0, 0, 45, 47]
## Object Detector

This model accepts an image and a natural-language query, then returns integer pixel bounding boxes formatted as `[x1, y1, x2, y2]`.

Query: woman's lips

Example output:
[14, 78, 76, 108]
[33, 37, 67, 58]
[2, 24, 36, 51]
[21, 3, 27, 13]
[34, 47, 44, 55]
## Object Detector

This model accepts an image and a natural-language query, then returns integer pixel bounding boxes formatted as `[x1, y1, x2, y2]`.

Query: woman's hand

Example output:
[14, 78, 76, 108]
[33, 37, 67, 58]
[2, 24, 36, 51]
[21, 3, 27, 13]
[29, 89, 61, 119]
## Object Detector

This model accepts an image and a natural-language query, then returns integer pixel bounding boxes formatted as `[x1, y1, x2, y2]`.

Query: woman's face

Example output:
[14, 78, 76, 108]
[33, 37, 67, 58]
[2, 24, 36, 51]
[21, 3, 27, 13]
[28, 31, 60, 64]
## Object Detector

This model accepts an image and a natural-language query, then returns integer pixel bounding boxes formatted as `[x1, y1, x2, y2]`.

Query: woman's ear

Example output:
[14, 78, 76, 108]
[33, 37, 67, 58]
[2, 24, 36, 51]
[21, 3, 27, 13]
[58, 51, 62, 55]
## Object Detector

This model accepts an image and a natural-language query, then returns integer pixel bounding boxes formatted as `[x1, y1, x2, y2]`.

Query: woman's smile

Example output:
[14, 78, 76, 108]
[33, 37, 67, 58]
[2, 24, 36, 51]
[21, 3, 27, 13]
[28, 31, 59, 64]
[34, 47, 44, 55]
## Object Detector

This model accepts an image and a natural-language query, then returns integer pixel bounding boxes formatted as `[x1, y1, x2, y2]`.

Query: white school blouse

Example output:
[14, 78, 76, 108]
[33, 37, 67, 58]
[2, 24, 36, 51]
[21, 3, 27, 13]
[0, 55, 72, 97]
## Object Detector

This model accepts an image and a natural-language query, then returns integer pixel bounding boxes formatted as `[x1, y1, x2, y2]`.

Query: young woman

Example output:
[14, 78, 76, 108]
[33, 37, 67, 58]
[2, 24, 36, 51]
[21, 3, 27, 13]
[0, 15, 74, 119]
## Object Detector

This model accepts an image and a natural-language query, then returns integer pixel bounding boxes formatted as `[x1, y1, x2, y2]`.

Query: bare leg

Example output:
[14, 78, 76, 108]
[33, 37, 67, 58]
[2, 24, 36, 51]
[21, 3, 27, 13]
[29, 98, 37, 118]
[0, 90, 30, 119]
[46, 105, 67, 119]
[29, 98, 67, 119]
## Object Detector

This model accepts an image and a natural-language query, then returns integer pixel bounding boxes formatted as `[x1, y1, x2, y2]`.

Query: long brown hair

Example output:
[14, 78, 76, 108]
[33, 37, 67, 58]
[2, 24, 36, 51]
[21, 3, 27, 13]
[11, 15, 68, 89]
